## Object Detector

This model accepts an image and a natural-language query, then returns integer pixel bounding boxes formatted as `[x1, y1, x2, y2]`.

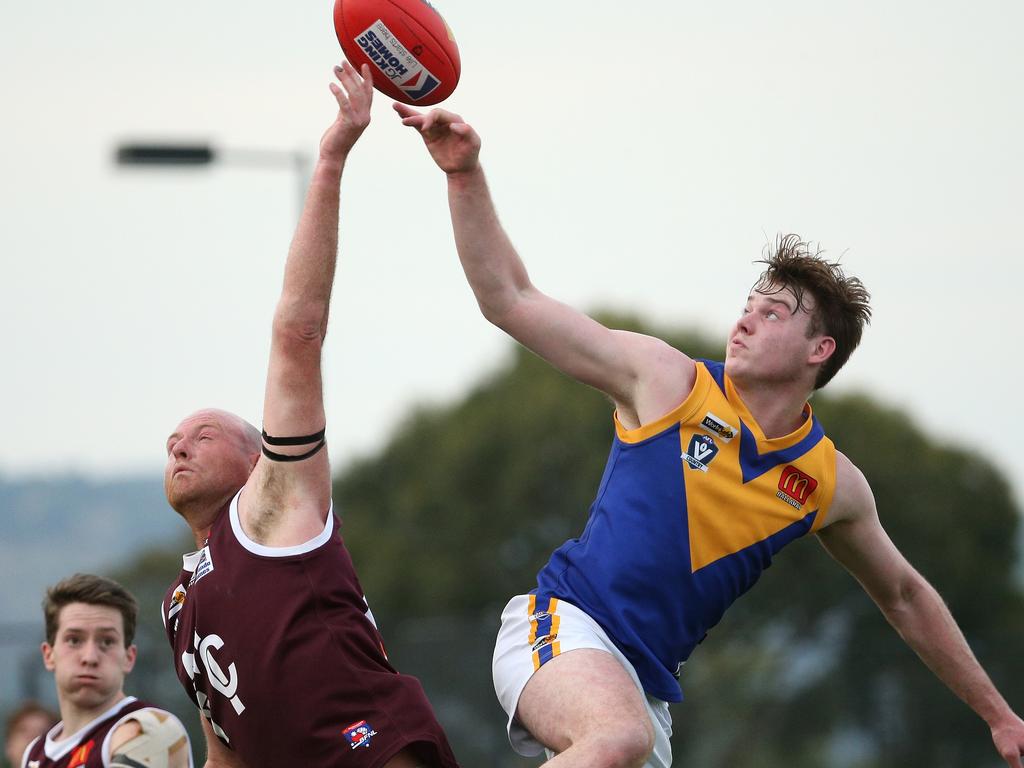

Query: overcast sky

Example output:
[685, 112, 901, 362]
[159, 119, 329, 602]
[2, 1, 1021, 508]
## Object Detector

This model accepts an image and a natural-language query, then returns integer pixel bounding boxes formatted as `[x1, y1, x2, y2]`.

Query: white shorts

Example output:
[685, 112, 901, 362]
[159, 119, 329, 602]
[491, 594, 673, 768]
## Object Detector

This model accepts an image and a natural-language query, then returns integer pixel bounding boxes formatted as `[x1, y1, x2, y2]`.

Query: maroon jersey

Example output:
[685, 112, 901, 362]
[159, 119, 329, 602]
[162, 491, 458, 768]
[22, 698, 153, 768]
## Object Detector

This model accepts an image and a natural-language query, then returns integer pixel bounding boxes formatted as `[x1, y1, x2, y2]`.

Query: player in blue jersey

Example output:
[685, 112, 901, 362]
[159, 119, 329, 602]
[396, 104, 1024, 768]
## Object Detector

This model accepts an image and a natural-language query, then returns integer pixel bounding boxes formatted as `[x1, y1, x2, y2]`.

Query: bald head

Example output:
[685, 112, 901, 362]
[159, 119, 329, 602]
[164, 408, 262, 520]
[189, 408, 261, 454]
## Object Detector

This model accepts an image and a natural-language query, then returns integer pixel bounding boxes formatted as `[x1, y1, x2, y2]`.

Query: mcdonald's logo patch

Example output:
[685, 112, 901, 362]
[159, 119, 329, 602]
[68, 741, 95, 768]
[777, 465, 817, 508]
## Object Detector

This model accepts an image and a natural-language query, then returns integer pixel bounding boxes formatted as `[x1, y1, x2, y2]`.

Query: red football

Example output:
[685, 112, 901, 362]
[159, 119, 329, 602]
[333, 0, 460, 106]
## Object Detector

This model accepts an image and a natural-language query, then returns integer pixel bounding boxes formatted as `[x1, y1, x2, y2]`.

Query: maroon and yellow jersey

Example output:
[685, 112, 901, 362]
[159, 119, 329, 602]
[162, 492, 458, 768]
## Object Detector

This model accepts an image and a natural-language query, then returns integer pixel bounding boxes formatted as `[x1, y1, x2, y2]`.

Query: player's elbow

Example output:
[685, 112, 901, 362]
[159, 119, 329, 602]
[877, 569, 932, 621]
[478, 296, 513, 327]
[477, 283, 538, 332]
[272, 302, 328, 348]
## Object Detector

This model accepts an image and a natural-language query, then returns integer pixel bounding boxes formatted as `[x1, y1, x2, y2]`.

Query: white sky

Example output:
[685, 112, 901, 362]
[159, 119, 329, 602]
[2, 1, 1021, 507]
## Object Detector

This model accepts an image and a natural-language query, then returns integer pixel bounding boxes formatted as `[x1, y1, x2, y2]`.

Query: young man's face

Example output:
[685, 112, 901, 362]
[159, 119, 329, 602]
[41, 603, 136, 712]
[725, 284, 832, 388]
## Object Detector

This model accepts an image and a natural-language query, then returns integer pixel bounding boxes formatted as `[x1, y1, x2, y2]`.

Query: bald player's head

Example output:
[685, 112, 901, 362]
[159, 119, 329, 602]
[164, 408, 261, 516]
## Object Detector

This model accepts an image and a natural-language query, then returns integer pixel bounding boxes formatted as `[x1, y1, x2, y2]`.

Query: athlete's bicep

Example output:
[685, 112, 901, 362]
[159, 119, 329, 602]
[262, 309, 328, 440]
[817, 455, 917, 608]
[498, 288, 695, 415]
[240, 314, 333, 542]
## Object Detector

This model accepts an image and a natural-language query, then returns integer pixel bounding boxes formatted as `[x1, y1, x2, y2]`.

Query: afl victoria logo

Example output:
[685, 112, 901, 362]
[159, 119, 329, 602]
[683, 434, 719, 472]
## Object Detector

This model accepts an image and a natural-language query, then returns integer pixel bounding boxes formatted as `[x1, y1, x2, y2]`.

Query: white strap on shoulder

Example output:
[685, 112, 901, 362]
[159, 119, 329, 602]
[109, 709, 190, 768]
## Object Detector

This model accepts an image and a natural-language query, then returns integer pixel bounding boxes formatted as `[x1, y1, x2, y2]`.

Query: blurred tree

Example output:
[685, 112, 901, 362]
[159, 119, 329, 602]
[106, 316, 1022, 768]
[335, 316, 1023, 768]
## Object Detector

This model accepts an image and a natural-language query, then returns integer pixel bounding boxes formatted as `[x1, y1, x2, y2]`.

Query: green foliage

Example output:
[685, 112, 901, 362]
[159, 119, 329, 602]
[335, 316, 1023, 768]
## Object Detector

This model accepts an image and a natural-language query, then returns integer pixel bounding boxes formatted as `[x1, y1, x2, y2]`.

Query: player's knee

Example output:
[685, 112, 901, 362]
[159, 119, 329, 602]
[586, 721, 655, 768]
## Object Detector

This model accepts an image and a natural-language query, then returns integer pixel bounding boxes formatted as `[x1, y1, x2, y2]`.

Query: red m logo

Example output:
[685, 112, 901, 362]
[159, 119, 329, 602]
[779, 466, 818, 505]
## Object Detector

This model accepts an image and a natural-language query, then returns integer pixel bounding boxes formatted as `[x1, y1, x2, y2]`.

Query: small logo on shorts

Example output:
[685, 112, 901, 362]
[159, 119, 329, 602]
[343, 720, 378, 750]
[532, 633, 558, 651]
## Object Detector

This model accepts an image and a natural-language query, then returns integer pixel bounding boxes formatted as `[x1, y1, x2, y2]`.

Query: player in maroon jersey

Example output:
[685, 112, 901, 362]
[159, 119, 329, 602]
[160, 61, 458, 768]
[23, 573, 192, 768]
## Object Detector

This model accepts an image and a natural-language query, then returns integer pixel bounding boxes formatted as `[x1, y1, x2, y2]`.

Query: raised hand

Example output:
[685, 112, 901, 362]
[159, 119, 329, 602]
[991, 715, 1024, 768]
[394, 103, 481, 175]
[320, 61, 374, 163]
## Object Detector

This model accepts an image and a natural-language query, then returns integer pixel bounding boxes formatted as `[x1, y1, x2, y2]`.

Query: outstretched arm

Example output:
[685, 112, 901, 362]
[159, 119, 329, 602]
[394, 104, 694, 428]
[239, 61, 373, 546]
[819, 453, 1024, 768]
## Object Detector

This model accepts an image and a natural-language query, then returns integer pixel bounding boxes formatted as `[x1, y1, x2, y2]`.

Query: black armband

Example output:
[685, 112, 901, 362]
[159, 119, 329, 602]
[261, 427, 326, 462]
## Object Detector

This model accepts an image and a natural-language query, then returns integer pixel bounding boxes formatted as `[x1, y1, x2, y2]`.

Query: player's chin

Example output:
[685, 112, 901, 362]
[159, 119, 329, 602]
[68, 683, 114, 708]
[166, 479, 201, 512]
[724, 357, 756, 387]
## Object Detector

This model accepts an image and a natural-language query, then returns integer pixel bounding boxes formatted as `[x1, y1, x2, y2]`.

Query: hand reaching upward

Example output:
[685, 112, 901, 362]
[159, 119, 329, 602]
[394, 103, 481, 175]
[320, 61, 374, 163]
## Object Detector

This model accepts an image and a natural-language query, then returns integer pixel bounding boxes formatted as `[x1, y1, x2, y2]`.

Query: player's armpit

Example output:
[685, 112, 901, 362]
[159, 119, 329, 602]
[109, 709, 191, 768]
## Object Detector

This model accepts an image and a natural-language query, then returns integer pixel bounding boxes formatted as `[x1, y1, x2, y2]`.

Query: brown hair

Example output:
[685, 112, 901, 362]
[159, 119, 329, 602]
[3, 701, 57, 740]
[43, 574, 138, 647]
[753, 234, 872, 389]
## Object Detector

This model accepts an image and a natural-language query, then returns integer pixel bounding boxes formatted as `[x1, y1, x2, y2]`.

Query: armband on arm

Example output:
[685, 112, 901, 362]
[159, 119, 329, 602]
[261, 428, 326, 462]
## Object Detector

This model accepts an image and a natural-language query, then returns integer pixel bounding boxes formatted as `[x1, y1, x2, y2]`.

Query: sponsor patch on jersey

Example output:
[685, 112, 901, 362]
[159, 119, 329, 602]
[28, 761, 40, 768]
[188, 546, 214, 587]
[699, 411, 737, 442]
[68, 740, 95, 768]
[356, 22, 441, 101]
[776, 465, 818, 508]
[343, 720, 378, 750]
[167, 585, 187, 622]
[683, 434, 719, 472]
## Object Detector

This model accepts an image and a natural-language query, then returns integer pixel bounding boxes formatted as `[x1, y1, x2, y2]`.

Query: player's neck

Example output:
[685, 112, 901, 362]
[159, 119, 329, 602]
[57, 691, 126, 740]
[175, 491, 239, 548]
[184, 503, 228, 549]
[731, 378, 813, 439]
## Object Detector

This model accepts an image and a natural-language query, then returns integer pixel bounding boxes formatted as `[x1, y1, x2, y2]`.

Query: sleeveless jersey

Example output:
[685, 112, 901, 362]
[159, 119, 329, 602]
[162, 492, 458, 768]
[535, 359, 837, 702]
[22, 697, 152, 768]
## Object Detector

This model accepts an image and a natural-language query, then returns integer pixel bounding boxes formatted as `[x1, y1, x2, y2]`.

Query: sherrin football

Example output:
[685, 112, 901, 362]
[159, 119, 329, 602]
[333, 0, 460, 106]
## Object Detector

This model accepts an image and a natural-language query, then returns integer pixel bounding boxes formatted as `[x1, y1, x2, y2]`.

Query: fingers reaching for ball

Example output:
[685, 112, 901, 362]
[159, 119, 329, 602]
[320, 60, 374, 162]
[394, 103, 481, 175]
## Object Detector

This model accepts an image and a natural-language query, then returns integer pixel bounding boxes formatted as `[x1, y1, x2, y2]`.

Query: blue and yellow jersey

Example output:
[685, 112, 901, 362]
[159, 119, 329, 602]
[534, 359, 837, 702]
